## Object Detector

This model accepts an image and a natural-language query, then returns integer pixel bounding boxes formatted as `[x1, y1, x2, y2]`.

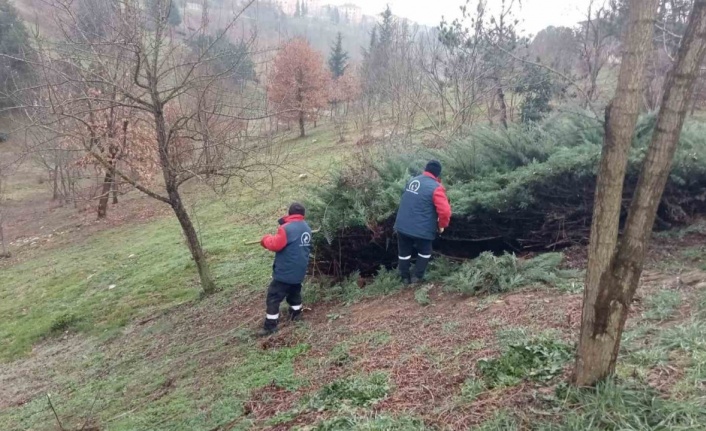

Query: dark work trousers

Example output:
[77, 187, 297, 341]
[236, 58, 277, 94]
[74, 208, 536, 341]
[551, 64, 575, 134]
[397, 232, 433, 282]
[264, 279, 303, 331]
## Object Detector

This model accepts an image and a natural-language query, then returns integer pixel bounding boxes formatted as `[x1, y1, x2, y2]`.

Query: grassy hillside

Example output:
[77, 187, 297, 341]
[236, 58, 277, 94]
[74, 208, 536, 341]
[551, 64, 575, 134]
[1, 113, 706, 429]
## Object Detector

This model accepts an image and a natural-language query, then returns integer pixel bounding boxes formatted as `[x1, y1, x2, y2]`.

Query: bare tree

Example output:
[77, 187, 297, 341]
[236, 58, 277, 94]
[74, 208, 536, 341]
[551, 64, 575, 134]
[575, 0, 623, 108]
[576, 0, 706, 385]
[644, 0, 694, 109]
[14, 0, 277, 294]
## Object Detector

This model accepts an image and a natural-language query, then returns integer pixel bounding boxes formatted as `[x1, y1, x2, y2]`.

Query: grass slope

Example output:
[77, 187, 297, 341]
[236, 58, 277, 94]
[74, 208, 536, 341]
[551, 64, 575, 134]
[1, 125, 706, 430]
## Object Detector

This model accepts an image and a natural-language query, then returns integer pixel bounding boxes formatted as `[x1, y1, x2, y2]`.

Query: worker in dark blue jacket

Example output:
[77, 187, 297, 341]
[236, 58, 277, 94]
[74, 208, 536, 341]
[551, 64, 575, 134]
[258, 203, 312, 336]
[394, 160, 452, 285]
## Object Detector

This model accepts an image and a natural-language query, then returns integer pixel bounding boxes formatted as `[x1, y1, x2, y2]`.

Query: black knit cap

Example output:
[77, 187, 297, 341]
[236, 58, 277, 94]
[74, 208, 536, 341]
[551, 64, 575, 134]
[289, 202, 306, 216]
[425, 160, 442, 178]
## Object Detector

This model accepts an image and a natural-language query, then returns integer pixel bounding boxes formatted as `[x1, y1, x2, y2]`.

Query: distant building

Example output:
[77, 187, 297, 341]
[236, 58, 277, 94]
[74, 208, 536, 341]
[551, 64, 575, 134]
[185, 2, 203, 12]
[275, 0, 321, 16]
[339, 3, 361, 24]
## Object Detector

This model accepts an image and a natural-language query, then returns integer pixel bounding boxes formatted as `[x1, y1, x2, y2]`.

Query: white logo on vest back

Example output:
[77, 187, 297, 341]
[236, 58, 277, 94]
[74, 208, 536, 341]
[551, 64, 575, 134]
[300, 232, 311, 246]
[407, 180, 421, 194]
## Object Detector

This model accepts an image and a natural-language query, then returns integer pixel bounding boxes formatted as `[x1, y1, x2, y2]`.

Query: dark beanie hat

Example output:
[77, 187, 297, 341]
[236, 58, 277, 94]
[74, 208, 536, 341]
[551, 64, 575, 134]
[289, 202, 306, 216]
[425, 160, 442, 178]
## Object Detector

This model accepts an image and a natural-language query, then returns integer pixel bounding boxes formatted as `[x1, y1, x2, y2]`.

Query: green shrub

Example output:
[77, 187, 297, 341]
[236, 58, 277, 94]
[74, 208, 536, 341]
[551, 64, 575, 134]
[477, 338, 573, 388]
[363, 267, 403, 297]
[308, 113, 706, 279]
[414, 287, 431, 306]
[496, 327, 562, 349]
[460, 378, 486, 403]
[313, 414, 427, 430]
[308, 372, 391, 411]
[312, 271, 364, 305]
[443, 252, 574, 295]
[48, 312, 82, 334]
[425, 256, 459, 281]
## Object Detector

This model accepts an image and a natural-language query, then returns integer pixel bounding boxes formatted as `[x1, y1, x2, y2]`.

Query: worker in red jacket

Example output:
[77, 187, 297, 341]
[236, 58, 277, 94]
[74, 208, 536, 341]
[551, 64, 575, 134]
[258, 203, 312, 336]
[393, 160, 452, 285]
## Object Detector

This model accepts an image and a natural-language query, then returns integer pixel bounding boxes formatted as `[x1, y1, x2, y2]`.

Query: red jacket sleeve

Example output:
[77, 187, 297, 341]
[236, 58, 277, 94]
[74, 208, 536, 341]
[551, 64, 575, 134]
[433, 186, 452, 229]
[261, 226, 288, 252]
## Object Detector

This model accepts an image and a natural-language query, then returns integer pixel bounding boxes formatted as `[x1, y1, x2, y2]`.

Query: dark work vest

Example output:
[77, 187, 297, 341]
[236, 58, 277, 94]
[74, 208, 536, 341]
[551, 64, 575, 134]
[394, 174, 442, 240]
[273, 220, 312, 284]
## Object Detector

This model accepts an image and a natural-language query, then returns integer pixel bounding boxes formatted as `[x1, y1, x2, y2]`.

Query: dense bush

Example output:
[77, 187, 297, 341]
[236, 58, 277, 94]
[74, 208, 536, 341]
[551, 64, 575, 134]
[308, 112, 706, 277]
[477, 338, 573, 388]
[443, 252, 577, 295]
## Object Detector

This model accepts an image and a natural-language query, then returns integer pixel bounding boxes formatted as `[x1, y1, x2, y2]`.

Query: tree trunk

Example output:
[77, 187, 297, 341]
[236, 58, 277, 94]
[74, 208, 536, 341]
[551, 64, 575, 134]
[58, 165, 68, 205]
[153, 103, 217, 295]
[52, 165, 59, 201]
[0, 211, 7, 257]
[299, 111, 306, 137]
[495, 78, 508, 129]
[612, 0, 706, 330]
[575, 0, 663, 387]
[97, 169, 112, 218]
[578, 0, 706, 386]
[168, 185, 217, 295]
[112, 178, 118, 205]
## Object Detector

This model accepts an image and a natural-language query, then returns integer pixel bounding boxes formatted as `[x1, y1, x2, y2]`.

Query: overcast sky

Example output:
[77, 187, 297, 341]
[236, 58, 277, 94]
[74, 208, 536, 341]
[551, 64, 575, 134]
[328, 0, 594, 35]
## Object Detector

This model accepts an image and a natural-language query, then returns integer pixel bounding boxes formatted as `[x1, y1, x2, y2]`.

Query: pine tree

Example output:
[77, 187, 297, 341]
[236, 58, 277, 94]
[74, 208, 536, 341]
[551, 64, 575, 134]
[302, 0, 308, 16]
[295, 0, 301, 17]
[379, 6, 394, 46]
[367, 27, 378, 54]
[328, 32, 349, 78]
[516, 64, 554, 123]
[0, 0, 31, 107]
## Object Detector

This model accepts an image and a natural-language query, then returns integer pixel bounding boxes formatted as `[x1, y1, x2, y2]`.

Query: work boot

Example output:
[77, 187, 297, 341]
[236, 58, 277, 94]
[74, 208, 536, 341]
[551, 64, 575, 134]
[257, 318, 278, 337]
[288, 307, 303, 322]
[399, 258, 412, 286]
[414, 255, 431, 282]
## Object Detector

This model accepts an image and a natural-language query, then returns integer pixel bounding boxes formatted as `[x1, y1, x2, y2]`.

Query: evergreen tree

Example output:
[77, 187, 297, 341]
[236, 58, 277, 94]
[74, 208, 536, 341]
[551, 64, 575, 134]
[0, 0, 31, 107]
[332, 6, 340, 23]
[516, 64, 555, 123]
[379, 6, 394, 46]
[295, 0, 301, 17]
[302, 0, 308, 16]
[368, 27, 378, 52]
[328, 32, 349, 78]
[190, 35, 256, 84]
